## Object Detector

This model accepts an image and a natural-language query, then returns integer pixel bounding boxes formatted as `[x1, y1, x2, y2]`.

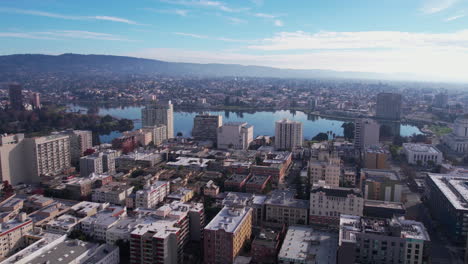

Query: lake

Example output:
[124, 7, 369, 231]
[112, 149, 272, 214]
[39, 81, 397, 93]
[67, 104, 422, 143]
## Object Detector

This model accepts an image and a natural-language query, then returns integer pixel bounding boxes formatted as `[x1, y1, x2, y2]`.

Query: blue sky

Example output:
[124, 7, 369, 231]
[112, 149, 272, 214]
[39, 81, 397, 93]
[1, 0, 468, 81]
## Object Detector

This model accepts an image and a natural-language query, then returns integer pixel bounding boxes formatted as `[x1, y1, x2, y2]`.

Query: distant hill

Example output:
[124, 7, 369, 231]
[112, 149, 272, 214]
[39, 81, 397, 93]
[0, 53, 425, 81]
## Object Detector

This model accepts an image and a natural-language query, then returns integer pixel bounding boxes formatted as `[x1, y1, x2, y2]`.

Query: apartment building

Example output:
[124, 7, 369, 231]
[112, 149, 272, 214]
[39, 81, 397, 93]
[141, 101, 174, 139]
[134, 181, 170, 209]
[217, 122, 254, 150]
[192, 114, 223, 143]
[274, 119, 303, 150]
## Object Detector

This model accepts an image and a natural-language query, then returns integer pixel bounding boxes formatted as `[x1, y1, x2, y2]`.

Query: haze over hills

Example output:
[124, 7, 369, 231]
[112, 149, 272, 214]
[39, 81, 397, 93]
[0, 53, 437, 82]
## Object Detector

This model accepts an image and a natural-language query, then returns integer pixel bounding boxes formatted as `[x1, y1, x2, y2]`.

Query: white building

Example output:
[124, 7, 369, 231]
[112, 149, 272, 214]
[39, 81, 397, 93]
[309, 183, 364, 226]
[25, 134, 71, 179]
[403, 143, 443, 165]
[309, 155, 341, 187]
[0, 134, 29, 184]
[142, 125, 167, 145]
[274, 119, 303, 150]
[354, 118, 380, 151]
[102, 149, 119, 175]
[134, 181, 170, 208]
[141, 101, 174, 139]
[92, 182, 134, 205]
[65, 130, 93, 163]
[217, 122, 253, 150]
[278, 226, 338, 264]
[81, 206, 126, 242]
[80, 152, 104, 177]
[443, 117, 468, 153]
[45, 214, 80, 234]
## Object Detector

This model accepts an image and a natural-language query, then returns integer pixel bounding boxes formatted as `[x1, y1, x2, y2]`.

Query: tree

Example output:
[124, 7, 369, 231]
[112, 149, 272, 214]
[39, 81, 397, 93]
[312, 132, 328, 141]
[341, 122, 355, 141]
[380, 125, 394, 138]
[177, 132, 183, 137]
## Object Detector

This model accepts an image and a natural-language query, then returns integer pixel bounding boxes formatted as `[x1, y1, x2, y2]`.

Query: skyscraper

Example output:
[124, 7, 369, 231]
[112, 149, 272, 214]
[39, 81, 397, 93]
[141, 101, 174, 139]
[274, 119, 303, 150]
[192, 114, 222, 143]
[31, 92, 41, 109]
[8, 83, 23, 111]
[376, 92, 402, 120]
[354, 119, 380, 151]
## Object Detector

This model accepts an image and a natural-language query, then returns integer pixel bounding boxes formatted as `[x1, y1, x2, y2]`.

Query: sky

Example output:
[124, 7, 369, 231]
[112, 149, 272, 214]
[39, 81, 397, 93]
[1, 0, 468, 81]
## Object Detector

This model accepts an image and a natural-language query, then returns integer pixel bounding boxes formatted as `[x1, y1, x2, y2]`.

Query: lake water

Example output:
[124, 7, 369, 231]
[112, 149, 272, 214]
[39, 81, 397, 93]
[67, 104, 422, 143]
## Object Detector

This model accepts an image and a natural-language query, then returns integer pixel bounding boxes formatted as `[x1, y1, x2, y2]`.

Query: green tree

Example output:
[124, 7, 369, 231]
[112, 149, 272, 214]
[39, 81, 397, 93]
[312, 132, 328, 141]
[341, 122, 355, 140]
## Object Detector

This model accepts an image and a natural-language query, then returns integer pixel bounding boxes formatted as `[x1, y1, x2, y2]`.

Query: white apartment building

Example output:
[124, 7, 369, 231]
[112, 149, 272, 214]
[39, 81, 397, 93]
[80, 152, 104, 177]
[354, 118, 380, 151]
[102, 149, 119, 175]
[141, 101, 174, 139]
[81, 207, 126, 242]
[92, 182, 134, 206]
[25, 134, 71, 180]
[134, 181, 170, 208]
[0, 213, 33, 258]
[403, 143, 443, 165]
[309, 155, 341, 187]
[310, 184, 364, 226]
[0, 134, 29, 184]
[217, 122, 254, 150]
[142, 125, 167, 145]
[274, 119, 303, 150]
[67, 130, 93, 162]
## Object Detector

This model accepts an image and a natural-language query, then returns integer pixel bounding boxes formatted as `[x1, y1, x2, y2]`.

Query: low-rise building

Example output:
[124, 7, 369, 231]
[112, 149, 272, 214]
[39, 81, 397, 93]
[403, 143, 443, 165]
[203, 180, 220, 197]
[92, 182, 134, 206]
[264, 190, 309, 226]
[167, 187, 194, 202]
[45, 214, 80, 234]
[245, 175, 271, 194]
[278, 226, 338, 264]
[81, 206, 127, 242]
[224, 173, 251, 192]
[166, 157, 214, 171]
[361, 169, 403, 202]
[134, 181, 170, 209]
[252, 228, 284, 264]
[364, 200, 406, 219]
[0, 213, 33, 258]
[364, 145, 389, 169]
[338, 215, 430, 264]
[309, 184, 364, 226]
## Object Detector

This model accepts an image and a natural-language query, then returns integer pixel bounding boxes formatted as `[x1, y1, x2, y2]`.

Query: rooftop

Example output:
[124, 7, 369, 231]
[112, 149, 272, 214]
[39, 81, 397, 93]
[265, 190, 309, 209]
[427, 172, 468, 210]
[403, 143, 441, 154]
[25, 239, 96, 264]
[204, 206, 252, 233]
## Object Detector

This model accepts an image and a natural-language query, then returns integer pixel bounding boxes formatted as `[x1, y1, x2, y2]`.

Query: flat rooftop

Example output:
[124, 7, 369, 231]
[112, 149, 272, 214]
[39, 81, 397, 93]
[205, 206, 251, 233]
[26, 239, 96, 264]
[428, 173, 468, 210]
[403, 143, 441, 154]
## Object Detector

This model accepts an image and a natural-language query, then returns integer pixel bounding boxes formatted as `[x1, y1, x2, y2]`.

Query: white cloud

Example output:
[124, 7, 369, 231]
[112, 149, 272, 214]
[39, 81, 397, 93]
[255, 13, 276, 19]
[445, 14, 465, 21]
[160, 0, 248, 13]
[0, 7, 141, 25]
[174, 32, 207, 38]
[173, 32, 253, 42]
[247, 30, 468, 51]
[421, 0, 460, 14]
[144, 7, 189, 16]
[227, 17, 247, 24]
[0, 30, 133, 41]
[274, 19, 284, 27]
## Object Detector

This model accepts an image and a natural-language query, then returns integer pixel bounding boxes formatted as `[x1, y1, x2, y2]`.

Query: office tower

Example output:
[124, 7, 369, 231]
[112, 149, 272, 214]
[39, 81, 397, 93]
[354, 119, 380, 151]
[141, 101, 174, 139]
[8, 83, 23, 111]
[274, 119, 303, 150]
[24, 134, 71, 180]
[0, 134, 29, 184]
[31, 92, 41, 109]
[376, 92, 402, 120]
[204, 206, 252, 264]
[217, 122, 254, 150]
[192, 114, 222, 143]
[338, 215, 430, 264]
[80, 152, 104, 177]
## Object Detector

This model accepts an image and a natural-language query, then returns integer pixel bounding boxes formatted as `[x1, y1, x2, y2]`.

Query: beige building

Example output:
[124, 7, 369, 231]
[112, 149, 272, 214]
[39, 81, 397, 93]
[264, 190, 309, 226]
[310, 183, 364, 226]
[123, 129, 153, 146]
[25, 134, 71, 180]
[141, 101, 174, 139]
[354, 118, 380, 151]
[274, 119, 303, 150]
[0, 134, 29, 184]
[142, 125, 167, 145]
[309, 154, 341, 187]
[134, 181, 170, 209]
[204, 206, 252, 264]
[80, 152, 104, 177]
[217, 122, 254, 150]
[0, 213, 33, 258]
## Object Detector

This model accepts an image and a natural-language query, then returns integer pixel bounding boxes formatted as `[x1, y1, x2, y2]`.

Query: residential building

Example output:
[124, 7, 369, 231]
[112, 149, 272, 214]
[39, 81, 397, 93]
[433, 91, 448, 108]
[204, 206, 253, 264]
[81, 206, 127, 242]
[251, 151, 292, 185]
[192, 114, 223, 143]
[245, 175, 271, 194]
[0, 134, 29, 184]
[102, 149, 119, 174]
[361, 169, 403, 202]
[142, 125, 167, 145]
[338, 215, 430, 264]
[425, 172, 468, 244]
[123, 129, 153, 146]
[364, 200, 406, 219]
[0, 213, 33, 258]
[8, 83, 23, 110]
[24, 134, 71, 180]
[442, 117, 468, 153]
[364, 145, 389, 169]
[117, 150, 164, 168]
[167, 187, 195, 202]
[274, 119, 303, 150]
[403, 143, 443, 165]
[217, 122, 254, 150]
[376, 92, 402, 120]
[61, 130, 93, 163]
[134, 181, 170, 209]
[224, 173, 251, 192]
[92, 182, 134, 205]
[166, 157, 213, 171]
[45, 214, 80, 234]
[251, 228, 284, 264]
[278, 226, 338, 264]
[309, 154, 341, 187]
[80, 152, 104, 177]
[204, 180, 220, 197]
[354, 119, 380, 151]
[264, 190, 309, 226]
[222, 192, 267, 227]
[141, 101, 174, 139]
[309, 184, 364, 226]
[31, 92, 41, 109]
